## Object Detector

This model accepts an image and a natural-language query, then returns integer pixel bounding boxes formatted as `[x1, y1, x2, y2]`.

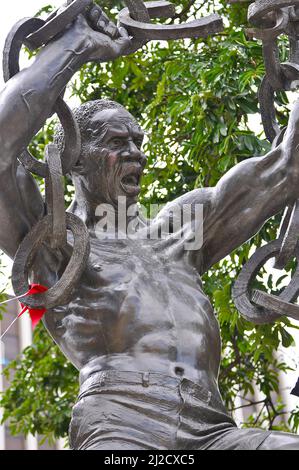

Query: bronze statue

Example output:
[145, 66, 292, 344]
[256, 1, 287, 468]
[1, 0, 299, 449]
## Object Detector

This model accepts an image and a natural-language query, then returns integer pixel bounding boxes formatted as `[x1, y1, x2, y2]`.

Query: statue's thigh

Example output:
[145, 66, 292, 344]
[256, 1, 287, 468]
[258, 431, 299, 450]
[84, 439, 148, 450]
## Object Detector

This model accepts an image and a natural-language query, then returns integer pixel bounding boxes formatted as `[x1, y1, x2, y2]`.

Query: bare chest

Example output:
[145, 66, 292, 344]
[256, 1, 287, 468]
[43, 237, 219, 369]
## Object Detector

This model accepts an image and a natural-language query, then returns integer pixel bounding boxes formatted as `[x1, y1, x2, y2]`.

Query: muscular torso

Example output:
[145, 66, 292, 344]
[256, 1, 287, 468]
[42, 227, 222, 393]
[0, 1, 296, 402]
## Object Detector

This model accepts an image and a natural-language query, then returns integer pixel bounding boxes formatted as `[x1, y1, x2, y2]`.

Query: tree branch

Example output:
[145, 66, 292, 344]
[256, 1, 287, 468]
[230, 399, 266, 412]
[173, 0, 198, 20]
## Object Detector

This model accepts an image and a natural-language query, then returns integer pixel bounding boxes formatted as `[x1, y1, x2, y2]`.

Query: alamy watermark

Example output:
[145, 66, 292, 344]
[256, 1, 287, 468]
[94, 196, 204, 251]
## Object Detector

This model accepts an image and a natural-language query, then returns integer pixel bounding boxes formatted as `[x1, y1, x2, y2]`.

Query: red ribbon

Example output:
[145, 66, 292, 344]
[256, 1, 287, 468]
[18, 284, 48, 329]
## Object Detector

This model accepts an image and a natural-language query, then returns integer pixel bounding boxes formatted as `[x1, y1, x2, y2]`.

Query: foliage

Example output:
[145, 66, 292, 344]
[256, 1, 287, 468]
[1, 0, 299, 443]
[1, 327, 78, 445]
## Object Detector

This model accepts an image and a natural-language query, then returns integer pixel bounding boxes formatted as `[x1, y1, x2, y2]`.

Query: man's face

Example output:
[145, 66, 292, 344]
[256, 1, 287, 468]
[79, 108, 146, 206]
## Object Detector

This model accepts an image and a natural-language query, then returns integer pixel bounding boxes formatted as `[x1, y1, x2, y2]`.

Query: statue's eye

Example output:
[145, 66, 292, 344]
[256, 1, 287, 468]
[111, 138, 123, 147]
[135, 139, 143, 149]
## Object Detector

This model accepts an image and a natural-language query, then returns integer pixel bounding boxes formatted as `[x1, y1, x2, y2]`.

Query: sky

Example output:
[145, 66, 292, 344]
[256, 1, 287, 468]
[0, 0, 62, 42]
[0, 0, 62, 87]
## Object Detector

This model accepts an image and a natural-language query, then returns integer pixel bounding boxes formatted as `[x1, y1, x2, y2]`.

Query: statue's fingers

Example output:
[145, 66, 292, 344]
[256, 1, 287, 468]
[87, 5, 103, 27]
[105, 22, 119, 39]
[96, 18, 119, 39]
[96, 10, 110, 31]
[115, 30, 132, 52]
[118, 26, 130, 39]
[87, 5, 120, 40]
[97, 8, 111, 26]
[96, 19, 107, 32]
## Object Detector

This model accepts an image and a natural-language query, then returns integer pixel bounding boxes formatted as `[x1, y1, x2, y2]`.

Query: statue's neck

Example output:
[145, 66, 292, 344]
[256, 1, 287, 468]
[70, 194, 140, 236]
[69, 176, 142, 236]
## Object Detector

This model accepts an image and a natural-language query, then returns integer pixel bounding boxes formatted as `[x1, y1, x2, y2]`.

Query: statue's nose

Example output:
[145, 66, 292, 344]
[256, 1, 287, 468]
[121, 140, 146, 166]
[128, 139, 140, 157]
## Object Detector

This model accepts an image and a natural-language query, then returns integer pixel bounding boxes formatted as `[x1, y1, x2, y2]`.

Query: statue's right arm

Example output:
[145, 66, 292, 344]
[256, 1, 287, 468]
[0, 7, 131, 259]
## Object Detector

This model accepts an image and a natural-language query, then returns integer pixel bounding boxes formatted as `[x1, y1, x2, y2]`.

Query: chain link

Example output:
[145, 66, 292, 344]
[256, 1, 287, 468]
[3, 2, 91, 310]
[3, 0, 227, 311]
[232, 0, 299, 322]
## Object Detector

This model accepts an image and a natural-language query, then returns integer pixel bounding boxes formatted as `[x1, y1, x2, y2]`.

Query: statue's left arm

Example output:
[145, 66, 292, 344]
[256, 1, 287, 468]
[159, 99, 299, 274]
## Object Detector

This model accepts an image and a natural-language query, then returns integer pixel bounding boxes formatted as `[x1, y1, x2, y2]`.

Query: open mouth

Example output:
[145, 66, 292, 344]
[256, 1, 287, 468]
[120, 167, 142, 196]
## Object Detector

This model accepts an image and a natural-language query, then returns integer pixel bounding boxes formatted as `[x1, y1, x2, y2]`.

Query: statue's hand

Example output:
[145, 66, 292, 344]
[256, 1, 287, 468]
[77, 4, 132, 63]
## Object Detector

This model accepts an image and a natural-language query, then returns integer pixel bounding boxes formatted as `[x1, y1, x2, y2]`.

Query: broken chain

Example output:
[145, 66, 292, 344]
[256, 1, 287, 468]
[232, 0, 299, 322]
[3, 0, 223, 58]
[3, 2, 91, 310]
[4, 0, 224, 310]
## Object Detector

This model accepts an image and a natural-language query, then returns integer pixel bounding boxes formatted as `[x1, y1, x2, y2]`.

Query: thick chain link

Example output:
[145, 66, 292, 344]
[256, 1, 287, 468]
[3, 1, 92, 310]
[232, 0, 299, 322]
[3, 0, 226, 310]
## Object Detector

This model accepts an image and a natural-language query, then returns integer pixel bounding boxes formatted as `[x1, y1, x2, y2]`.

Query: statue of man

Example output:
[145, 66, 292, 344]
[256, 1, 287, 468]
[1, 5, 299, 450]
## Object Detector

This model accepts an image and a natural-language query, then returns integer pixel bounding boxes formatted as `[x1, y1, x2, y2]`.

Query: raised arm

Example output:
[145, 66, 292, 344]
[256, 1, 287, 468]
[158, 98, 299, 274]
[0, 5, 130, 258]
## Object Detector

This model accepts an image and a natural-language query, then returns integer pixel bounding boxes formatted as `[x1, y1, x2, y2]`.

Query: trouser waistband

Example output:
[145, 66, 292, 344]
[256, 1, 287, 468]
[78, 370, 212, 404]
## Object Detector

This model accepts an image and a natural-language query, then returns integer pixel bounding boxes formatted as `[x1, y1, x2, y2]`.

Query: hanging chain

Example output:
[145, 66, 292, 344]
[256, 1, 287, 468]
[2, 1, 93, 310]
[2, 0, 225, 310]
[232, 0, 299, 323]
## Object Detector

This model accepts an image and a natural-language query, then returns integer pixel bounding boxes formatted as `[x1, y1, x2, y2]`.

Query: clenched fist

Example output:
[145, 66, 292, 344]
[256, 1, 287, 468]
[72, 3, 134, 63]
